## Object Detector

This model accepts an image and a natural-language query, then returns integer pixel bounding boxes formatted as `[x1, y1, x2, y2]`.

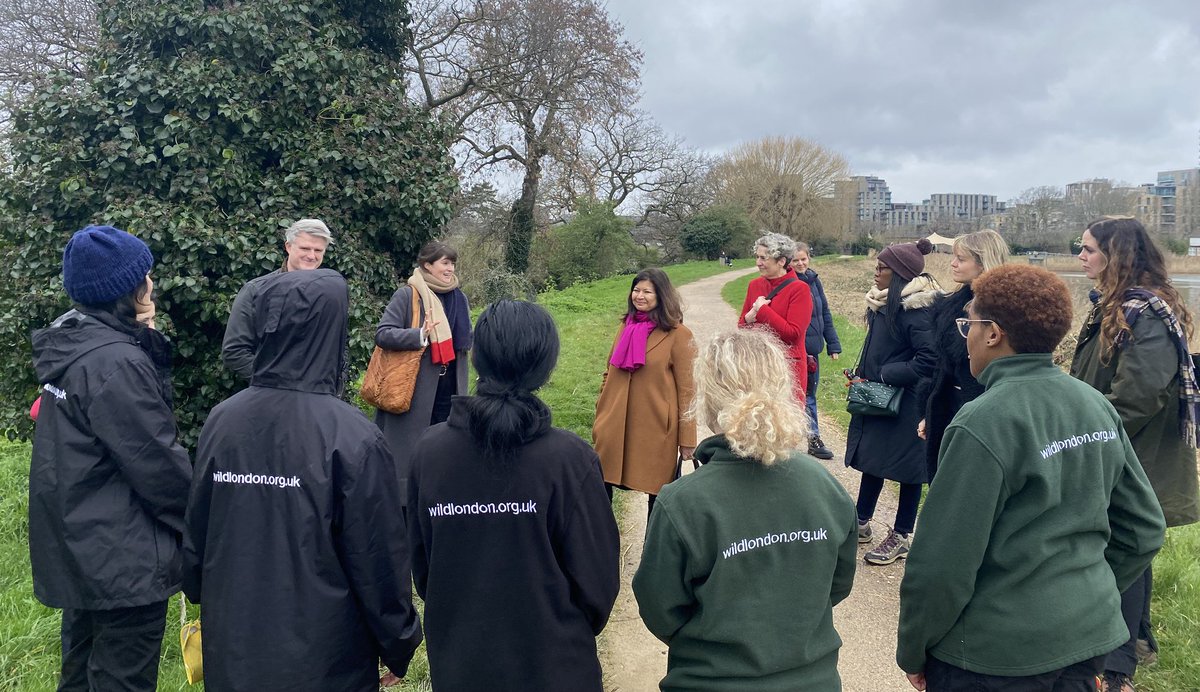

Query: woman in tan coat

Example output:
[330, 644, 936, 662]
[593, 268, 697, 519]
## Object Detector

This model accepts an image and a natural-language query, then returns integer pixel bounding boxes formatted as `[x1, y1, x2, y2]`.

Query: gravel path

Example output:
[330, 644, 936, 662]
[599, 266, 911, 692]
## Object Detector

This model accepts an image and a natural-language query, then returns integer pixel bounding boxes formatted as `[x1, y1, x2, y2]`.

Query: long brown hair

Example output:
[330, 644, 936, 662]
[1087, 217, 1192, 360]
[624, 268, 683, 329]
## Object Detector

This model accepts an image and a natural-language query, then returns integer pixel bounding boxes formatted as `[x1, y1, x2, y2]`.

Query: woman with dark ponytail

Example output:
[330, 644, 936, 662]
[406, 300, 620, 692]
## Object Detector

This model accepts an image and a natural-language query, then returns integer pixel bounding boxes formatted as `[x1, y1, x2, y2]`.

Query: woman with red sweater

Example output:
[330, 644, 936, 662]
[739, 232, 813, 403]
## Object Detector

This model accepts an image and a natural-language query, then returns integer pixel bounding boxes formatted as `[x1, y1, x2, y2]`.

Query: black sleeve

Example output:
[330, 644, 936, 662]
[222, 282, 258, 379]
[556, 450, 621, 634]
[182, 423, 217, 603]
[334, 435, 424, 675]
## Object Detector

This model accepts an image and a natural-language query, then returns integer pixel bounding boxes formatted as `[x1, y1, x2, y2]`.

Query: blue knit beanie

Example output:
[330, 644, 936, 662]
[63, 225, 154, 305]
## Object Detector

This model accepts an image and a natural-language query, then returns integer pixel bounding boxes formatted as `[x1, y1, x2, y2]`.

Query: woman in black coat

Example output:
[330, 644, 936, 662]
[919, 229, 1009, 478]
[407, 300, 620, 692]
[845, 240, 939, 566]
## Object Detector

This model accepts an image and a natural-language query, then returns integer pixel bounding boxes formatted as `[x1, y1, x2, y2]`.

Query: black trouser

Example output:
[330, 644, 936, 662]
[855, 472, 921, 535]
[1105, 566, 1153, 676]
[430, 360, 457, 425]
[925, 653, 1104, 691]
[58, 600, 168, 692]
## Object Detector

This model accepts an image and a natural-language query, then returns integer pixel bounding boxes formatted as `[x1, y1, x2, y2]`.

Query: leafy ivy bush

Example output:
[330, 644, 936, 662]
[0, 0, 459, 446]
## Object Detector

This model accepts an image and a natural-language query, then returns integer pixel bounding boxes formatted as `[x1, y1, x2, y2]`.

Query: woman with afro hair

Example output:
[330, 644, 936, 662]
[898, 264, 1164, 692]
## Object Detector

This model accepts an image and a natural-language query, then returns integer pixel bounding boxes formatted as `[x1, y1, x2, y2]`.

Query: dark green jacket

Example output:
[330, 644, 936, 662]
[1070, 302, 1200, 526]
[898, 354, 1165, 677]
[633, 435, 857, 692]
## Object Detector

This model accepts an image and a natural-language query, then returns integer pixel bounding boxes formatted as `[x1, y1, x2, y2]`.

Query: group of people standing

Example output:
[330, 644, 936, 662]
[24, 215, 1198, 692]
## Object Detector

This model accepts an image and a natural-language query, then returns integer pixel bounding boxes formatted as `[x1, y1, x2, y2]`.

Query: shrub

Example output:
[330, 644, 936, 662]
[0, 0, 458, 445]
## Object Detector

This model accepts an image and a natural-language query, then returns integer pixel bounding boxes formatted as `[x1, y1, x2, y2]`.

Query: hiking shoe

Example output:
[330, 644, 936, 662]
[1136, 638, 1157, 667]
[808, 435, 834, 460]
[1101, 671, 1135, 692]
[864, 529, 909, 565]
[857, 520, 873, 544]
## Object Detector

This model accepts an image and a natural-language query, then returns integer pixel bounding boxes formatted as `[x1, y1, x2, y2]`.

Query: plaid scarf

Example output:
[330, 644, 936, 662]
[1116, 287, 1200, 448]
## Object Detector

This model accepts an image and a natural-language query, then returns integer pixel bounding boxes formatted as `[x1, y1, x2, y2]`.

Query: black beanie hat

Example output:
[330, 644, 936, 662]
[878, 238, 934, 281]
[63, 225, 154, 305]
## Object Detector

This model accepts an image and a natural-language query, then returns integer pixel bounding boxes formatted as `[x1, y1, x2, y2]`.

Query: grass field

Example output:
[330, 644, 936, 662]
[0, 258, 748, 691]
[723, 255, 1200, 692]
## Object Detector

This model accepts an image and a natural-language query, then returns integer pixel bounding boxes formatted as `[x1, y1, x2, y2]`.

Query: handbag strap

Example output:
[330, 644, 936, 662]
[409, 286, 421, 330]
[765, 276, 798, 302]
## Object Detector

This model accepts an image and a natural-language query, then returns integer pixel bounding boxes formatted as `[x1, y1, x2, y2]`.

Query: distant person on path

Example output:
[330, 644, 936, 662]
[845, 239, 938, 566]
[222, 218, 333, 379]
[29, 225, 191, 691]
[739, 232, 812, 404]
[407, 300, 619, 691]
[719, 250, 729, 266]
[793, 241, 842, 459]
[593, 268, 696, 519]
[898, 264, 1165, 692]
[918, 229, 1008, 478]
[634, 329, 857, 692]
[184, 269, 423, 691]
[1069, 217, 1199, 692]
[374, 240, 472, 508]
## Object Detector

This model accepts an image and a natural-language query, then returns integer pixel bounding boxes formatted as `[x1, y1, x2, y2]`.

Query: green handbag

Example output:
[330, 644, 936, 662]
[846, 379, 903, 417]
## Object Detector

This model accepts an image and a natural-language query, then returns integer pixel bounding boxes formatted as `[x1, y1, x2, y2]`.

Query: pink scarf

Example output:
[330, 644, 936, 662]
[610, 312, 657, 371]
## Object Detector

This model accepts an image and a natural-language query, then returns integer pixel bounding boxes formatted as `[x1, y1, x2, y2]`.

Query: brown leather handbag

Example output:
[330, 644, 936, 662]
[360, 287, 425, 414]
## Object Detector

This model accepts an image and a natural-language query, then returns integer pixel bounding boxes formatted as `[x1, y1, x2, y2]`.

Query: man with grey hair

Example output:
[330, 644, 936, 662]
[222, 219, 333, 379]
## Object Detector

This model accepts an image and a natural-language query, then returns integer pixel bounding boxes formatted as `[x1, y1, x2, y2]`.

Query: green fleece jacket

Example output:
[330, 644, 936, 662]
[633, 435, 857, 692]
[897, 354, 1165, 677]
[1070, 301, 1200, 527]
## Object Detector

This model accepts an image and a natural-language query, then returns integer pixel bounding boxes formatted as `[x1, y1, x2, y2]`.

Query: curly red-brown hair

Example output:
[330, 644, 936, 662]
[971, 265, 1073, 353]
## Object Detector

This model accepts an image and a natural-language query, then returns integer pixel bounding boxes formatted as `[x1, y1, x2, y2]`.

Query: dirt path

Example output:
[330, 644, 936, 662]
[600, 266, 911, 692]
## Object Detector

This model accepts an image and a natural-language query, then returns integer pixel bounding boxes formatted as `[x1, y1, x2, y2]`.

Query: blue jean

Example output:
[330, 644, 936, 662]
[805, 361, 820, 433]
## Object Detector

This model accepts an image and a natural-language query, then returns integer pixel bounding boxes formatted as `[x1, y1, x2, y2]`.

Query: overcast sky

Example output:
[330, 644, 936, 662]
[603, 0, 1200, 203]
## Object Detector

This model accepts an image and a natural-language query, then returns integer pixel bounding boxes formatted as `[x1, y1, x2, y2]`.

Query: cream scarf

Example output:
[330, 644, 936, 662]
[407, 269, 460, 363]
[865, 274, 939, 312]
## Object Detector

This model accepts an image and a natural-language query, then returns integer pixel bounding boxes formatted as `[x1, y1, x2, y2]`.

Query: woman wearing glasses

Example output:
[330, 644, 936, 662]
[845, 239, 939, 566]
[919, 229, 1009, 478]
[1069, 217, 1199, 692]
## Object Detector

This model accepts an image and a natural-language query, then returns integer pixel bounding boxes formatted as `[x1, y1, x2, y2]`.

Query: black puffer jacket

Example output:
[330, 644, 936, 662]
[845, 277, 939, 485]
[30, 309, 191, 610]
[184, 269, 422, 692]
[923, 288, 985, 477]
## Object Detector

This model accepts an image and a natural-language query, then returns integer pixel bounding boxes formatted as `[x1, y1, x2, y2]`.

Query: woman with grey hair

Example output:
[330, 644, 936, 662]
[738, 232, 812, 404]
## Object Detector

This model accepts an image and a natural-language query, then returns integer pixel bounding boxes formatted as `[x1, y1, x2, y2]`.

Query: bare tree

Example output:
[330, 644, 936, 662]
[0, 0, 97, 119]
[406, 0, 642, 272]
[709, 136, 850, 239]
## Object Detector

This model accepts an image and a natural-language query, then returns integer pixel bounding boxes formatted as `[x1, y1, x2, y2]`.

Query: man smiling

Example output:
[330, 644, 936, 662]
[222, 218, 332, 379]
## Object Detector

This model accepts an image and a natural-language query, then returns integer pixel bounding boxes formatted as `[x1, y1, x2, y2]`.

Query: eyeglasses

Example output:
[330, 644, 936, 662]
[955, 318, 993, 338]
[874, 264, 890, 274]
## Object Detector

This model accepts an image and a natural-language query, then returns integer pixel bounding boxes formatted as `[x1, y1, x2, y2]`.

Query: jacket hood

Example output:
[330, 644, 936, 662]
[32, 309, 135, 383]
[797, 268, 819, 284]
[250, 268, 348, 394]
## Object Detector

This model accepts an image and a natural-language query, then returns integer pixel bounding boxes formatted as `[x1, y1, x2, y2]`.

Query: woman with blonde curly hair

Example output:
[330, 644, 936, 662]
[1070, 216, 1200, 692]
[633, 329, 857, 692]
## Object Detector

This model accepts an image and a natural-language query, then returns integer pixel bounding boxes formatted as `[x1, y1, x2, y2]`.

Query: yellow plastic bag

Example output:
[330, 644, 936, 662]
[179, 594, 203, 684]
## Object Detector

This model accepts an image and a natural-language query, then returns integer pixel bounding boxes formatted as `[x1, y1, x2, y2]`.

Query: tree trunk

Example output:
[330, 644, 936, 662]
[506, 155, 541, 273]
